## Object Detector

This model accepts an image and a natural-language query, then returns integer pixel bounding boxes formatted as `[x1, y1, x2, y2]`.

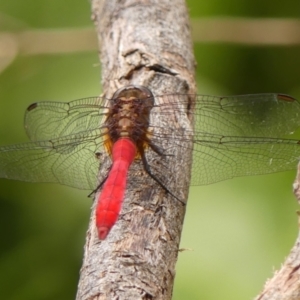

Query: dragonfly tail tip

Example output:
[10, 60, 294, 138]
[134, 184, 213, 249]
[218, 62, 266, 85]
[98, 226, 110, 240]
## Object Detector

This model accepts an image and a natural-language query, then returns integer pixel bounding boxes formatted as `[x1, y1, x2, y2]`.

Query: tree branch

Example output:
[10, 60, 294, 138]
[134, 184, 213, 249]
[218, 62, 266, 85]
[76, 1, 196, 299]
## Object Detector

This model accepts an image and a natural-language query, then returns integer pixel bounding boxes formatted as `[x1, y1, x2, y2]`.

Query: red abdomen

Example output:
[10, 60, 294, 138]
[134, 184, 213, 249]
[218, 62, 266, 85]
[96, 138, 136, 239]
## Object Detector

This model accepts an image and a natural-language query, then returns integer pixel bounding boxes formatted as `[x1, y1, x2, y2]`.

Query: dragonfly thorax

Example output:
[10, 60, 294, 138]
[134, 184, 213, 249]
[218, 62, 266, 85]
[103, 85, 155, 157]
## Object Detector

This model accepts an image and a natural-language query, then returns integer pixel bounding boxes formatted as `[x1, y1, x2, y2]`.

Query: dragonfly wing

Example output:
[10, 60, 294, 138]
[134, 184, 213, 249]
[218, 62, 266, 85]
[0, 129, 107, 190]
[195, 94, 300, 138]
[191, 133, 300, 185]
[25, 97, 108, 141]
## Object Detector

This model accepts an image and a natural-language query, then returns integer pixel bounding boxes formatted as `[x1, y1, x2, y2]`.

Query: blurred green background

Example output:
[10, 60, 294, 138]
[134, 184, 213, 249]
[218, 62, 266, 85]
[0, 1, 299, 299]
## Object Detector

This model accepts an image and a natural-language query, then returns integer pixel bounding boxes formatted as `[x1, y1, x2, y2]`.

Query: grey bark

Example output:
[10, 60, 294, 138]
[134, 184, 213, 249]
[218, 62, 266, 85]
[76, 1, 196, 299]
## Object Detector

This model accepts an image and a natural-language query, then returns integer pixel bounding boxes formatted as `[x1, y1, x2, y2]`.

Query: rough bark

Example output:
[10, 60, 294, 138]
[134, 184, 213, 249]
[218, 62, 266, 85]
[76, 1, 196, 299]
[254, 163, 300, 300]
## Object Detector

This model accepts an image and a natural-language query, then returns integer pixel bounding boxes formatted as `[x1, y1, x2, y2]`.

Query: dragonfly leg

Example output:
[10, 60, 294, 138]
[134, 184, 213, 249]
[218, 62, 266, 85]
[148, 140, 174, 158]
[140, 150, 185, 205]
[87, 167, 111, 198]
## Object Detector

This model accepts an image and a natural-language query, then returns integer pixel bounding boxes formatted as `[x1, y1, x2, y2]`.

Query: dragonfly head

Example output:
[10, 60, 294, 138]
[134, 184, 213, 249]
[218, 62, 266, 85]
[110, 85, 154, 107]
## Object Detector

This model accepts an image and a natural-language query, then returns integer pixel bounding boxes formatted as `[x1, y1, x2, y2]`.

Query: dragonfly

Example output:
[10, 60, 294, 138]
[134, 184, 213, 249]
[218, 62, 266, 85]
[1, 85, 300, 239]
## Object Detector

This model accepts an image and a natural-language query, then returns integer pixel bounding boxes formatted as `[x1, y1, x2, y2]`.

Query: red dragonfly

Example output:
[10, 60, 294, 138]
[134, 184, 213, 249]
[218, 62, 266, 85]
[0, 85, 300, 239]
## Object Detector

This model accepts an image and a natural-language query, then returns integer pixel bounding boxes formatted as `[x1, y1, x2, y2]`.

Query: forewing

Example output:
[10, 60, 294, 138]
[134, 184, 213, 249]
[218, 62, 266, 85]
[0, 129, 106, 190]
[25, 97, 108, 141]
[195, 94, 300, 138]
